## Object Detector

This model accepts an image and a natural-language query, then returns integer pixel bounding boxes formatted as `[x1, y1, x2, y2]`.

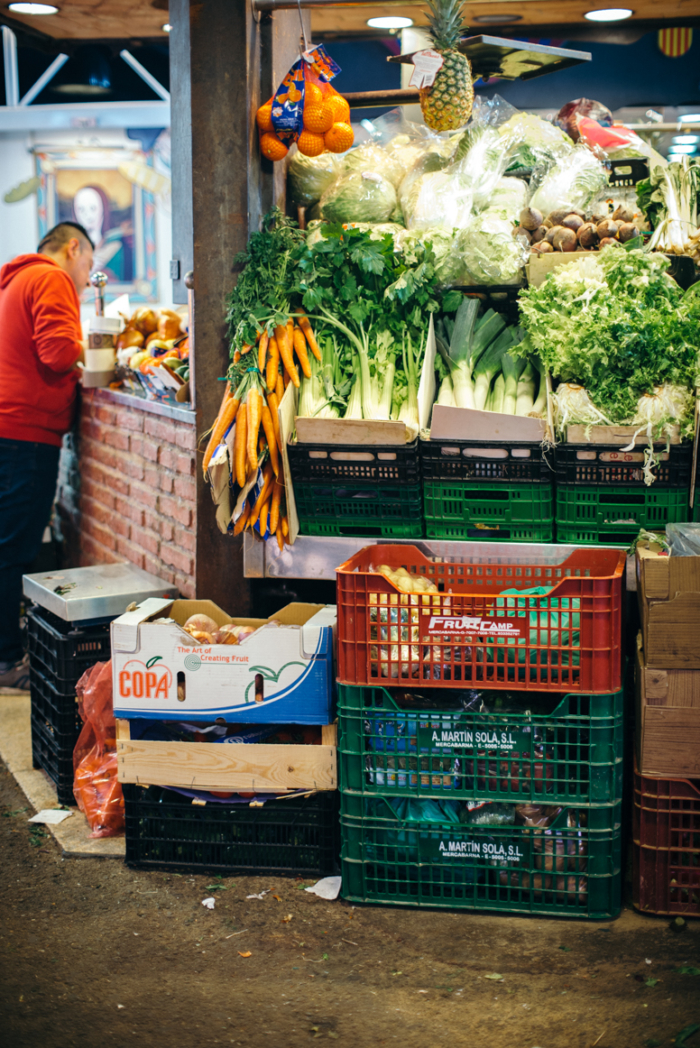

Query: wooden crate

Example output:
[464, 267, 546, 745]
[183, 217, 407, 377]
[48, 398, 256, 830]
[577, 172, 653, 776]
[635, 639, 700, 779]
[116, 720, 337, 792]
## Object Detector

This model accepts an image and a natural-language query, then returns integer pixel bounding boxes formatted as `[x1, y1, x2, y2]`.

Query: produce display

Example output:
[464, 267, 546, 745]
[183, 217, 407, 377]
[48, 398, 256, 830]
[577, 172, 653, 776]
[115, 306, 190, 393]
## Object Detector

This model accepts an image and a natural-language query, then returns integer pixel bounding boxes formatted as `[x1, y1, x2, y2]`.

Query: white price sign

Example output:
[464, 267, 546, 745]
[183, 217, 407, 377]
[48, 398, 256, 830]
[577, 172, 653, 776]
[409, 49, 444, 89]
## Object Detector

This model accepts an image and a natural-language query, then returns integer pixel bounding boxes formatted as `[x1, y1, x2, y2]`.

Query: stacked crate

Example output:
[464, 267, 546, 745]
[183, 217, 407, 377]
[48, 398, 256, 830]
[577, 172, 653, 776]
[420, 438, 554, 543]
[554, 439, 692, 546]
[633, 543, 700, 916]
[27, 606, 111, 805]
[114, 598, 340, 878]
[335, 543, 626, 918]
[287, 438, 423, 539]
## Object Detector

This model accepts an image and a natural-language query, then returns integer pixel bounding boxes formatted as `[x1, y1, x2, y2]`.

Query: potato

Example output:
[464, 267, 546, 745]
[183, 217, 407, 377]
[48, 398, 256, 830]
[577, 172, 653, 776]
[597, 218, 619, 240]
[617, 221, 640, 243]
[519, 207, 543, 231]
[577, 222, 599, 250]
[552, 227, 577, 252]
[561, 213, 584, 233]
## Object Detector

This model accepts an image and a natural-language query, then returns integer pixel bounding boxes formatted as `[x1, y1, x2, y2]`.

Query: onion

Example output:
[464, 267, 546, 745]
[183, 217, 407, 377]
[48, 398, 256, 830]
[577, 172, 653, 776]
[531, 241, 553, 254]
[577, 222, 599, 249]
[545, 225, 563, 244]
[184, 613, 219, 634]
[561, 214, 584, 233]
[531, 224, 548, 243]
[599, 237, 618, 249]
[612, 204, 636, 224]
[617, 222, 640, 243]
[519, 207, 543, 231]
[552, 227, 577, 252]
[596, 218, 619, 240]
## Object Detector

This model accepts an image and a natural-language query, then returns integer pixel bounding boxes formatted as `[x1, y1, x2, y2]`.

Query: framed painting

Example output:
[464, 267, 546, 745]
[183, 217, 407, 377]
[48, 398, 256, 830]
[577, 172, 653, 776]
[35, 146, 158, 302]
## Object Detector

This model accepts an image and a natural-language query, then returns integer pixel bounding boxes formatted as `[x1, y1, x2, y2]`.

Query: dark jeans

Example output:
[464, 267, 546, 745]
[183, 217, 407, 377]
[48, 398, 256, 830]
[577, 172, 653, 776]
[0, 437, 60, 664]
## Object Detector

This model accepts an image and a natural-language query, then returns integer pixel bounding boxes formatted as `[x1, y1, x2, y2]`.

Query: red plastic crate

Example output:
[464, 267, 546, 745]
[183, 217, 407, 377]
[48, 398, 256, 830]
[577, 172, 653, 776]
[632, 764, 700, 916]
[336, 544, 625, 694]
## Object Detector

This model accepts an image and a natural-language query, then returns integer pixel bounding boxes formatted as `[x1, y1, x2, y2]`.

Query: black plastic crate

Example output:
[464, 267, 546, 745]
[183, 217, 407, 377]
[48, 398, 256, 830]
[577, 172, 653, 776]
[27, 605, 110, 683]
[29, 666, 81, 805]
[287, 439, 419, 485]
[421, 439, 553, 483]
[555, 442, 692, 488]
[124, 785, 340, 877]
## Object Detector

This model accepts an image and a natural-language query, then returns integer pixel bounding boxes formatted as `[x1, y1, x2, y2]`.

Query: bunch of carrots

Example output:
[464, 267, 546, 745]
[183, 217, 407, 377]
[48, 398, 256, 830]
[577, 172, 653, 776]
[201, 312, 321, 548]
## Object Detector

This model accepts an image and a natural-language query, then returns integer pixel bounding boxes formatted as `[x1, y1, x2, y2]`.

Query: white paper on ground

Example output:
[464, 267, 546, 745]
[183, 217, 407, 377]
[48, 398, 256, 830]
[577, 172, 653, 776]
[305, 876, 341, 900]
[201, 897, 216, 909]
[28, 809, 72, 825]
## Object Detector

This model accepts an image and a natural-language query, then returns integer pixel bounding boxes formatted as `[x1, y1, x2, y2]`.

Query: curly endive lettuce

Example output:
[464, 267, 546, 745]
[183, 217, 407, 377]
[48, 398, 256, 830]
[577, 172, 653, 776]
[519, 246, 700, 431]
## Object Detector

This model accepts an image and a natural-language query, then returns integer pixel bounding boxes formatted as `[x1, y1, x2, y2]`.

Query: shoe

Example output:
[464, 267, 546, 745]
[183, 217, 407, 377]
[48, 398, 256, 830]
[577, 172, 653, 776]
[0, 654, 30, 692]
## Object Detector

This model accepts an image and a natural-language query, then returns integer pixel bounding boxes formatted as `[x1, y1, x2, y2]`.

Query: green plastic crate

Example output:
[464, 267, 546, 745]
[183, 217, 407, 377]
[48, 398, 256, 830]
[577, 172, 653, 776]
[425, 522, 554, 542]
[555, 524, 637, 547]
[338, 683, 624, 806]
[295, 480, 424, 539]
[556, 484, 688, 533]
[340, 793, 621, 918]
[424, 479, 554, 526]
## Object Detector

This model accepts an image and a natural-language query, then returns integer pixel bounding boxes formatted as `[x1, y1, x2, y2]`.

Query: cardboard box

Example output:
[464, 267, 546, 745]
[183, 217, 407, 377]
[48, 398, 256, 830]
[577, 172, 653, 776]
[635, 639, 700, 778]
[565, 424, 681, 446]
[636, 544, 700, 669]
[526, 249, 590, 288]
[111, 599, 336, 724]
[116, 719, 337, 792]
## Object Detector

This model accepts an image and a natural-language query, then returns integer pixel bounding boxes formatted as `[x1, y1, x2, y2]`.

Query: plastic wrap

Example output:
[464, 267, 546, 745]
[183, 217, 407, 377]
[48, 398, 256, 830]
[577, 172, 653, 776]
[319, 170, 397, 224]
[666, 523, 700, 556]
[529, 145, 609, 218]
[287, 150, 341, 207]
[457, 209, 529, 285]
[489, 176, 529, 218]
[73, 661, 124, 838]
[498, 111, 574, 173]
[555, 98, 613, 142]
[341, 141, 408, 188]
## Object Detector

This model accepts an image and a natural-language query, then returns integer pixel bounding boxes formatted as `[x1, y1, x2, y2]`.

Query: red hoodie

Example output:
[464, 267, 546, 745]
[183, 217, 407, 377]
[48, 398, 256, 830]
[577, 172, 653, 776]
[0, 254, 82, 447]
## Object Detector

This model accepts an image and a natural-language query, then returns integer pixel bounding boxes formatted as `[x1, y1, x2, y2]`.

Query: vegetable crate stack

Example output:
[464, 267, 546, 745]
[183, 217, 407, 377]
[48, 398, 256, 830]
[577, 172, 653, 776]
[633, 534, 700, 916]
[425, 293, 553, 543]
[27, 607, 111, 806]
[335, 543, 627, 918]
[111, 597, 340, 877]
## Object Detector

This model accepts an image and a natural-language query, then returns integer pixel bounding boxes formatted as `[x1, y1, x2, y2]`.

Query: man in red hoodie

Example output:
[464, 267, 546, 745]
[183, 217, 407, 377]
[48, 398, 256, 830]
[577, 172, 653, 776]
[0, 222, 93, 690]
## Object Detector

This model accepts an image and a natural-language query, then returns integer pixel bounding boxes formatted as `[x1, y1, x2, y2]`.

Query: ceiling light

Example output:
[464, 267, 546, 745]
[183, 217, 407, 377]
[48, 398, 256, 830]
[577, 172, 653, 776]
[584, 8, 634, 21]
[668, 144, 696, 153]
[161, 23, 172, 32]
[473, 13, 522, 22]
[366, 16, 413, 29]
[673, 135, 699, 145]
[679, 113, 700, 123]
[8, 2, 59, 12]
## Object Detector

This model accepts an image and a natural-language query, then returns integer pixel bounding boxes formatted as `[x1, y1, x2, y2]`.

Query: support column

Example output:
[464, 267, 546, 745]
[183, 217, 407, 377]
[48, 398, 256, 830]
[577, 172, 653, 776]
[169, 0, 306, 609]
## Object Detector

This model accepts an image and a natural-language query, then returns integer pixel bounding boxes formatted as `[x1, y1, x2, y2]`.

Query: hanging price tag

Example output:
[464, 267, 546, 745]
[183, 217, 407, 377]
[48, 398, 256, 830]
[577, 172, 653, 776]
[409, 49, 444, 89]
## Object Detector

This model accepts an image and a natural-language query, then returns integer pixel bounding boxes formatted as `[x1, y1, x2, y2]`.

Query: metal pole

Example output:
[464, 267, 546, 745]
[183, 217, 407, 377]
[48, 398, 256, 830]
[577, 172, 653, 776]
[184, 270, 196, 411]
[2, 26, 19, 108]
[120, 49, 171, 102]
[19, 54, 69, 106]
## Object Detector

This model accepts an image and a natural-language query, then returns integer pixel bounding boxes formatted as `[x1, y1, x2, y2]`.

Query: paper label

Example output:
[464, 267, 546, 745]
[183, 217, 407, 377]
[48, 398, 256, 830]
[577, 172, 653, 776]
[426, 837, 525, 864]
[408, 49, 444, 89]
[424, 614, 523, 638]
[417, 723, 531, 754]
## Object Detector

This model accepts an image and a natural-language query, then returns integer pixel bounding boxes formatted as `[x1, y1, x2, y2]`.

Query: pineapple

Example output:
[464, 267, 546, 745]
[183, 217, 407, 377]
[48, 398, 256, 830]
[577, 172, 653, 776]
[419, 0, 473, 132]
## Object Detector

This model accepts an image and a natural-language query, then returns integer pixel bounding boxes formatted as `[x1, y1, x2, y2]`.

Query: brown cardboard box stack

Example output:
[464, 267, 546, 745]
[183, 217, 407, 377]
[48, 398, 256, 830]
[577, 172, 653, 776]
[635, 542, 700, 779]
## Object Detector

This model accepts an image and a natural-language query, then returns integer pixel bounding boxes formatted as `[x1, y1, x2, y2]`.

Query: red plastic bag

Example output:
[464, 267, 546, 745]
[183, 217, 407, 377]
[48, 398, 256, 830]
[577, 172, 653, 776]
[73, 661, 124, 838]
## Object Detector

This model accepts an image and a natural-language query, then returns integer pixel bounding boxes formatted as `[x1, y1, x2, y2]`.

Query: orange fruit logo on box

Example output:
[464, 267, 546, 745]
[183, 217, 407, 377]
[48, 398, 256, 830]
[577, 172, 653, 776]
[118, 659, 173, 700]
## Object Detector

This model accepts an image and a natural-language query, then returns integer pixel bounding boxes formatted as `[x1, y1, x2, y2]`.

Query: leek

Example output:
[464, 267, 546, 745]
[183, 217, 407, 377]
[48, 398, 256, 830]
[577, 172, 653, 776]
[501, 350, 527, 415]
[446, 297, 479, 409]
[437, 373, 455, 406]
[529, 357, 548, 418]
[515, 360, 537, 416]
[489, 373, 506, 413]
[473, 329, 517, 410]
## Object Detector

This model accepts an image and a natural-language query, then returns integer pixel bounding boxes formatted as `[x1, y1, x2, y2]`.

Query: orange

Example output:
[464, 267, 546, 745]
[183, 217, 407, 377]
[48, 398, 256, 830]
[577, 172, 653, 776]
[324, 121, 354, 154]
[327, 93, 351, 124]
[297, 130, 326, 157]
[303, 104, 333, 134]
[260, 132, 288, 161]
[256, 102, 273, 132]
[304, 82, 323, 106]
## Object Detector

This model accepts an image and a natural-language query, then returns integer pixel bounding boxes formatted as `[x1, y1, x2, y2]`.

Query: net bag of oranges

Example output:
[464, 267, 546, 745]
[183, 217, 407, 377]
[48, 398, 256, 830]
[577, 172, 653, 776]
[257, 43, 353, 162]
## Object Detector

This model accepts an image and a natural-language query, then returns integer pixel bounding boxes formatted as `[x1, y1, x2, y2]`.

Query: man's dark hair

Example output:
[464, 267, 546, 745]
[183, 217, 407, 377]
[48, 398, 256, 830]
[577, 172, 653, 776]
[38, 222, 94, 254]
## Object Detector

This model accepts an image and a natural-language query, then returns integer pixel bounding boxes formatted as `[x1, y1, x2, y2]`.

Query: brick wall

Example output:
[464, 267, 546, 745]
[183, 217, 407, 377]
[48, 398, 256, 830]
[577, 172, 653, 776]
[78, 391, 198, 597]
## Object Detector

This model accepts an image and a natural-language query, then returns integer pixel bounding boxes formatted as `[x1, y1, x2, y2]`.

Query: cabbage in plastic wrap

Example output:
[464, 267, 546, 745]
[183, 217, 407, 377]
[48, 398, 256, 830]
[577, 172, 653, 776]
[320, 170, 398, 224]
[287, 150, 341, 207]
[457, 209, 529, 286]
[529, 145, 609, 218]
